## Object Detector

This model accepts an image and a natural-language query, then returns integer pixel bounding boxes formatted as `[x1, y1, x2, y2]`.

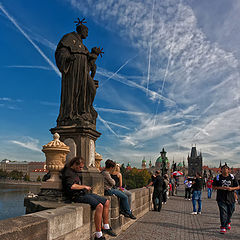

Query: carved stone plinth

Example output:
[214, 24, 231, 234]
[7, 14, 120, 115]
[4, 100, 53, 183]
[50, 125, 101, 170]
[50, 125, 104, 195]
[81, 171, 104, 196]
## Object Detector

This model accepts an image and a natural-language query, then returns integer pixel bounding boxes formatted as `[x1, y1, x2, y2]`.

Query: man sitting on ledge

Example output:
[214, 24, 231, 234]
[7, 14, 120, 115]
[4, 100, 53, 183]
[62, 157, 117, 240]
[101, 159, 136, 219]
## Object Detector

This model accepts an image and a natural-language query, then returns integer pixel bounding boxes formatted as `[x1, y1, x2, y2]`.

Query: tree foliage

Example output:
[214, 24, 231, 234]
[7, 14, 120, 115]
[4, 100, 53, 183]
[24, 174, 30, 181]
[122, 167, 151, 190]
[36, 176, 41, 182]
[0, 169, 8, 178]
[8, 170, 23, 180]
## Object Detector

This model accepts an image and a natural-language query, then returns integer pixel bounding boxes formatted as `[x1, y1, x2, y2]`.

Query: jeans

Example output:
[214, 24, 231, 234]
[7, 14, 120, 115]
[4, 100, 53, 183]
[108, 188, 131, 214]
[192, 190, 202, 212]
[217, 201, 235, 228]
[207, 188, 213, 198]
[122, 188, 132, 209]
[153, 190, 163, 211]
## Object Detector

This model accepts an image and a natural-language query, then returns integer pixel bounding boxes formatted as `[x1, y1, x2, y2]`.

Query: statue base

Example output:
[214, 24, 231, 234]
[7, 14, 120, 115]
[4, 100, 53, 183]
[40, 181, 62, 189]
[50, 124, 104, 195]
[50, 125, 101, 167]
[81, 171, 104, 196]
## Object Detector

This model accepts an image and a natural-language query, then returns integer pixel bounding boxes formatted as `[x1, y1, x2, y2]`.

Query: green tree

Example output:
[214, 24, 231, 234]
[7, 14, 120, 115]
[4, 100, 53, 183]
[8, 170, 23, 180]
[0, 169, 8, 179]
[24, 174, 30, 181]
[124, 168, 151, 189]
[36, 176, 41, 182]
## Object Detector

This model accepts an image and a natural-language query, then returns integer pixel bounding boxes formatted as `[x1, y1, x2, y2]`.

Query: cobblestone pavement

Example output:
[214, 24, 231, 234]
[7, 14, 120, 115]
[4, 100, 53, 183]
[111, 186, 240, 240]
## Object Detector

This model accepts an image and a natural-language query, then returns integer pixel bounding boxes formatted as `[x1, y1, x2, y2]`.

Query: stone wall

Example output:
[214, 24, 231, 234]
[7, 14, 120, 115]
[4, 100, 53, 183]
[0, 188, 153, 240]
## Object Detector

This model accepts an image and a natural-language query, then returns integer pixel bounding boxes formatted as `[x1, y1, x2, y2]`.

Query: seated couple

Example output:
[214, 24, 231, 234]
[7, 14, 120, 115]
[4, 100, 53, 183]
[101, 159, 136, 219]
[61, 157, 117, 240]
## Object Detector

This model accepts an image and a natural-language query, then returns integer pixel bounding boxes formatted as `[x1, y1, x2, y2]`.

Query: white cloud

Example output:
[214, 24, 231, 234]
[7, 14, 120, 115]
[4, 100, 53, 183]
[76, 0, 240, 166]
[9, 137, 42, 152]
[2, 1, 239, 167]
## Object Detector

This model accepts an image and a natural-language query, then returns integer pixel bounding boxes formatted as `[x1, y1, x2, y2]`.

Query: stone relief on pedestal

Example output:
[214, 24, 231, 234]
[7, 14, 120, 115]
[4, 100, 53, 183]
[89, 139, 95, 167]
[64, 138, 76, 163]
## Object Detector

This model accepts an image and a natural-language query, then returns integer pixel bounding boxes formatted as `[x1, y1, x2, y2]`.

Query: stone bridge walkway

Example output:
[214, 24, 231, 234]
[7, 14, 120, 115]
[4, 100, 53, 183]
[110, 187, 240, 240]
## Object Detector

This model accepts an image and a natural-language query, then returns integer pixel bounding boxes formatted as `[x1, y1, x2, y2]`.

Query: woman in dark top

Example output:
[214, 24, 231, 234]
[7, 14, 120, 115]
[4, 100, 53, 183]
[111, 164, 132, 208]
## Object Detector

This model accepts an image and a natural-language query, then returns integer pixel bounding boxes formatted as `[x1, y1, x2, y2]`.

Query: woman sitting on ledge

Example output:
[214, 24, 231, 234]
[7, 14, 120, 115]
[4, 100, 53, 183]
[61, 157, 116, 240]
[111, 163, 132, 209]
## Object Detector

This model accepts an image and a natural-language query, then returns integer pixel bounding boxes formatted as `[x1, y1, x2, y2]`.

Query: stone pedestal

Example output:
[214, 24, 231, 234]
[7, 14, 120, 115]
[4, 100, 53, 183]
[50, 125, 101, 169]
[50, 125, 104, 195]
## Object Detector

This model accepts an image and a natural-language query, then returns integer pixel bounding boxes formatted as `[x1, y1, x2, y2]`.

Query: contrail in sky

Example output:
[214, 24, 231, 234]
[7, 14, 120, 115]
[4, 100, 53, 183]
[98, 114, 119, 138]
[96, 107, 147, 116]
[146, 0, 155, 94]
[0, 3, 60, 77]
[153, 0, 181, 128]
[5, 65, 53, 70]
[100, 55, 138, 88]
[97, 68, 176, 105]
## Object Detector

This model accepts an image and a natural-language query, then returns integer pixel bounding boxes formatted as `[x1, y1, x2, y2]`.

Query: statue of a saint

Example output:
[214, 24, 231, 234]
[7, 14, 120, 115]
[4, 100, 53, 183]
[55, 18, 103, 127]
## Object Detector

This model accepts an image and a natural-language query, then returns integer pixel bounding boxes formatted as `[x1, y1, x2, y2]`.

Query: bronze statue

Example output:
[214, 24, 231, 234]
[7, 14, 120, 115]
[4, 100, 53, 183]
[55, 18, 103, 127]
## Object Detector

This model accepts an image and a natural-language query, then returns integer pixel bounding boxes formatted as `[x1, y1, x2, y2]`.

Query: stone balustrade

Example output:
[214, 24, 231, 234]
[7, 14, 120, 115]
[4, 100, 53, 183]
[0, 187, 153, 240]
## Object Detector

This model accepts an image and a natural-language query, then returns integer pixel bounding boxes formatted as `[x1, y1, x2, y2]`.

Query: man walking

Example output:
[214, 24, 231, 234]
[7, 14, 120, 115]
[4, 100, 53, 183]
[146, 170, 165, 212]
[213, 163, 239, 234]
[190, 172, 203, 215]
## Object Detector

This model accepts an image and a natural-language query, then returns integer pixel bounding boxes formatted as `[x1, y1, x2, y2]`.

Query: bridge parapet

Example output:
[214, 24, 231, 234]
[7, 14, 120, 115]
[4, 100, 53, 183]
[0, 187, 153, 240]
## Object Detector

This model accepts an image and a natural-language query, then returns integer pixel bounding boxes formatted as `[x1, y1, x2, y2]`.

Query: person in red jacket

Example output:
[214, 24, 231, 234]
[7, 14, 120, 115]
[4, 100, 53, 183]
[206, 176, 213, 199]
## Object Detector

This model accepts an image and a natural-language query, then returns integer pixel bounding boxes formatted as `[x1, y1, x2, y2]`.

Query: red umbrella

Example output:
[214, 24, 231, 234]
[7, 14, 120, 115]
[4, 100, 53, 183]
[172, 171, 183, 176]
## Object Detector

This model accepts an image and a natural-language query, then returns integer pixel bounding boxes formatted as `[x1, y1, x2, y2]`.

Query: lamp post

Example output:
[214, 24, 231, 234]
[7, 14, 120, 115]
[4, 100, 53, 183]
[160, 148, 167, 176]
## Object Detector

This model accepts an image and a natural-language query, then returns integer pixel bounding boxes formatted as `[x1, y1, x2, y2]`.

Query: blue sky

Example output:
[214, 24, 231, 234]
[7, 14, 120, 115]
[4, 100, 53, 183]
[0, 0, 240, 168]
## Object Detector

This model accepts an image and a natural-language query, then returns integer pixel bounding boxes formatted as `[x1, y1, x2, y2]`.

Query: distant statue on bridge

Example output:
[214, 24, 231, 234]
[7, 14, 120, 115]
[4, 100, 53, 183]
[55, 18, 103, 127]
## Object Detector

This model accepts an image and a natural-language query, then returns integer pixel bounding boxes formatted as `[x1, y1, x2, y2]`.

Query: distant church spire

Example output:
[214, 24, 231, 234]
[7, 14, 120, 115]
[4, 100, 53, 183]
[219, 160, 222, 168]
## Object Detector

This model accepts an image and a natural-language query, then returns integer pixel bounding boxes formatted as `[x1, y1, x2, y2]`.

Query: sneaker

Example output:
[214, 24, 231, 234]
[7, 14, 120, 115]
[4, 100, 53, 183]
[188, 199, 191, 201]
[227, 223, 231, 230]
[190, 212, 197, 215]
[220, 227, 226, 234]
[102, 227, 117, 237]
[197, 212, 201, 215]
[94, 236, 106, 240]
